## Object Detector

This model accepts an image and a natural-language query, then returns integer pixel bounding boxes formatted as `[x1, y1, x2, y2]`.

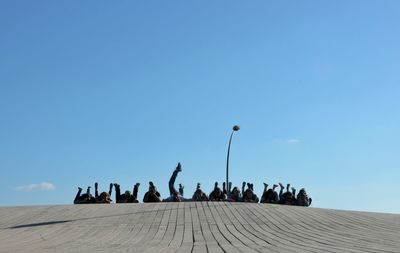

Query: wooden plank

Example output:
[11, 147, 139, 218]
[0, 203, 400, 253]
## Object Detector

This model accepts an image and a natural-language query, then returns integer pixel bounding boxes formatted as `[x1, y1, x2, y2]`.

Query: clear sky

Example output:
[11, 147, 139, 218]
[1, 1, 399, 213]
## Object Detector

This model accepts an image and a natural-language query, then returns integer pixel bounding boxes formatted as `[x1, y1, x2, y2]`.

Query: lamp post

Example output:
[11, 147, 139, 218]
[226, 125, 240, 194]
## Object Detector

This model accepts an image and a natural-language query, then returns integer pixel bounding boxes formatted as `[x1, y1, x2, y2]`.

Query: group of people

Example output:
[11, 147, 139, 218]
[74, 163, 312, 207]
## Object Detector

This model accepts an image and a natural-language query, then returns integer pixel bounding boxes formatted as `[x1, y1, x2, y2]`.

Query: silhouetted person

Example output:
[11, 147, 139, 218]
[143, 181, 162, 203]
[96, 191, 112, 203]
[163, 163, 189, 202]
[94, 182, 113, 202]
[192, 183, 209, 201]
[114, 183, 140, 203]
[279, 183, 295, 205]
[296, 188, 312, 207]
[227, 186, 241, 202]
[74, 186, 95, 204]
[209, 182, 226, 201]
[260, 183, 279, 204]
[241, 183, 259, 203]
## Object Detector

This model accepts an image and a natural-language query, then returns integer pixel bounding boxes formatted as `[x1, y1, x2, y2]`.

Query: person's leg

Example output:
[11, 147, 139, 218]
[291, 187, 296, 196]
[242, 182, 246, 196]
[228, 182, 232, 194]
[263, 183, 268, 194]
[132, 183, 140, 201]
[279, 183, 284, 199]
[169, 163, 181, 196]
[272, 184, 279, 203]
[114, 183, 121, 203]
[87, 186, 91, 196]
[95, 182, 99, 199]
[108, 183, 113, 196]
[222, 182, 227, 195]
[74, 187, 82, 204]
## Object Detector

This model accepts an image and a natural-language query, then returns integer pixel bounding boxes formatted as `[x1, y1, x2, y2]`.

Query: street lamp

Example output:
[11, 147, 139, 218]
[226, 125, 240, 194]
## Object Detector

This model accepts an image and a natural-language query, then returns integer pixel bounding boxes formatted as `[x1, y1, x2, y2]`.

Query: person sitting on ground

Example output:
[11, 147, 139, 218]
[209, 182, 227, 201]
[192, 183, 209, 201]
[241, 183, 259, 203]
[163, 163, 189, 202]
[143, 181, 162, 203]
[296, 188, 312, 207]
[74, 186, 96, 204]
[227, 186, 241, 202]
[279, 183, 296, 205]
[114, 183, 140, 203]
[260, 182, 279, 204]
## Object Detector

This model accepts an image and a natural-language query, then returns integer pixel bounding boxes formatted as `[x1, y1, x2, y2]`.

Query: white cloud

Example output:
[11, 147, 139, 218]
[287, 139, 300, 143]
[15, 182, 56, 192]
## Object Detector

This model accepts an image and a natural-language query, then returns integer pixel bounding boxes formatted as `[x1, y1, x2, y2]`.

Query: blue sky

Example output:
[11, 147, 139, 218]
[1, 1, 399, 213]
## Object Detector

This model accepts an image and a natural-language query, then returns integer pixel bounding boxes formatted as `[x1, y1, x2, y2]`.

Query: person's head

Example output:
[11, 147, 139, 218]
[231, 187, 240, 197]
[149, 182, 157, 193]
[80, 193, 89, 201]
[263, 189, 275, 203]
[194, 189, 202, 196]
[299, 188, 306, 194]
[193, 189, 205, 200]
[297, 188, 309, 202]
[149, 186, 156, 194]
[214, 187, 222, 198]
[283, 191, 293, 203]
[265, 189, 274, 198]
[99, 192, 111, 203]
[243, 189, 254, 200]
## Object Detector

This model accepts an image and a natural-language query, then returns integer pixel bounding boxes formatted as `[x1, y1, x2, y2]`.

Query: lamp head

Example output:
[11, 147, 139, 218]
[233, 125, 240, 131]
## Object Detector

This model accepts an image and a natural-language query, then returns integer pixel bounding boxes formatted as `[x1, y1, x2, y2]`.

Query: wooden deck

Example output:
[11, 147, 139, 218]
[1, 202, 399, 252]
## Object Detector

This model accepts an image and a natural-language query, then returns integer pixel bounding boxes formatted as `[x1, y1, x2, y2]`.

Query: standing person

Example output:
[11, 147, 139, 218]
[143, 181, 162, 203]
